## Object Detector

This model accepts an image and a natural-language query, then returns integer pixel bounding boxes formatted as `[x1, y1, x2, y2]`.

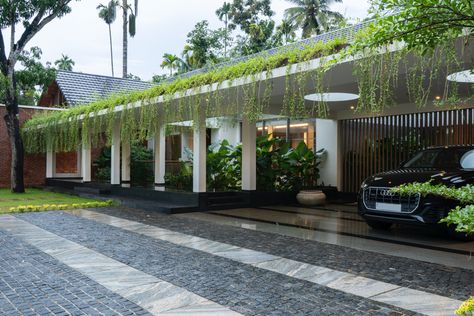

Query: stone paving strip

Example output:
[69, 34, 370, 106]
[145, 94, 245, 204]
[0, 229, 150, 316]
[96, 207, 471, 300]
[19, 211, 412, 316]
[72, 209, 462, 316]
[0, 214, 241, 316]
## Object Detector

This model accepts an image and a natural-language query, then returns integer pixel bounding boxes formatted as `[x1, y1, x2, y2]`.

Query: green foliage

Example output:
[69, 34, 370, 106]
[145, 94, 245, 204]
[0, 1, 75, 28]
[441, 205, 474, 236]
[164, 162, 193, 191]
[393, 182, 474, 234]
[165, 138, 323, 192]
[11, 47, 56, 105]
[284, 0, 344, 38]
[0, 188, 111, 212]
[351, 36, 465, 112]
[363, 0, 473, 53]
[54, 54, 75, 71]
[227, 0, 275, 54]
[94, 143, 153, 186]
[256, 136, 323, 191]
[184, 20, 224, 69]
[394, 182, 474, 204]
[207, 139, 242, 191]
[22, 37, 345, 154]
[456, 296, 474, 316]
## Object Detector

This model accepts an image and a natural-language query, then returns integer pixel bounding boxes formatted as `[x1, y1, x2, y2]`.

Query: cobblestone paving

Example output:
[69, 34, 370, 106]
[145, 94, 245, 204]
[0, 229, 150, 316]
[18, 211, 417, 316]
[95, 207, 473, 301]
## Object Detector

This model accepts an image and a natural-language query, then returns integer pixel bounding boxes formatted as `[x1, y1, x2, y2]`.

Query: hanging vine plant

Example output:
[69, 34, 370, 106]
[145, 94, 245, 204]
[22, 25, 470, 154]
[22, 37, 347, 153]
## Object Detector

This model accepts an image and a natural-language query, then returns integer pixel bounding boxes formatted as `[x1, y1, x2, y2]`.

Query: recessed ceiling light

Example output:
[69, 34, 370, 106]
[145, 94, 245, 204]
[447, 70, 474, 83]
[304, 92, 359, 102]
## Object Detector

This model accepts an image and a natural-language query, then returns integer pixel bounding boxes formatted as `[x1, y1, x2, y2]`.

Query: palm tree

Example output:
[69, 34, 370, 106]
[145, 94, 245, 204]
[54, 54, 75, 71]
[121, 0, 138, 78]
[160, 53, 180, 76]
[284, 0, 343, 38]
[276, 19, 297, 45]
[97, 1, 118, 76]
[216, 2, 231, 58]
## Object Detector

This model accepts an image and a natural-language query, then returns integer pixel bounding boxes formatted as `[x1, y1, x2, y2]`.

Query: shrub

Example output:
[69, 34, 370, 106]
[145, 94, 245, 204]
[456, 297, 474, 316]
[5, 200, 114, 214]
[393, 182, 474, 235]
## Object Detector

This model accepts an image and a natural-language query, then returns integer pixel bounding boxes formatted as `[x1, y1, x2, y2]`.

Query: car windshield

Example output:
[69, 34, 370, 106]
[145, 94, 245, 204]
[402, 148, 473, 169]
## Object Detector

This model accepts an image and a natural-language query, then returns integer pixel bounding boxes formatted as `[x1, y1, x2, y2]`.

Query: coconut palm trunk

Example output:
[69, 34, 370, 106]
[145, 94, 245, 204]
[108, 23, 115, 76]
[122, 0, 128, 78]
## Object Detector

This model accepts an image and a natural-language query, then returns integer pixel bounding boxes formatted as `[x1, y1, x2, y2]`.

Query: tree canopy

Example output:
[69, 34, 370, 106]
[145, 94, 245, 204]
[284, 0, 343, 38]
[360, 0, 474, 52]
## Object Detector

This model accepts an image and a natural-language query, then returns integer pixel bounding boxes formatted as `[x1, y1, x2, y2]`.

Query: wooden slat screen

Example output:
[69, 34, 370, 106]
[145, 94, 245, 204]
[341, 108, 474, 193]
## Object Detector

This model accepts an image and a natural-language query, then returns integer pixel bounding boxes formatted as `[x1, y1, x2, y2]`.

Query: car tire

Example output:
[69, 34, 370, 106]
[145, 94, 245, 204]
[365, 219, 393, 230]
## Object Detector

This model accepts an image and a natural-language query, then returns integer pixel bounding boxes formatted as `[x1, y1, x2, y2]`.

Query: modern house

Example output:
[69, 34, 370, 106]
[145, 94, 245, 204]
[26, 22, 473, 209]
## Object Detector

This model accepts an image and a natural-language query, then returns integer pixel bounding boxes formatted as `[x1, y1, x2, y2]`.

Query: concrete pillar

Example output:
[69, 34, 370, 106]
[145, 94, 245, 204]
[154, 125, 166, 187]
[241, 117, 256, 191]
[81, 137, 91, 183]
[121, 141, 131, 187]
[46, 150, 55, 179]
[193, 110, 207, 193]
[111, 121, 121, 185]
[316, 119, 342, 190]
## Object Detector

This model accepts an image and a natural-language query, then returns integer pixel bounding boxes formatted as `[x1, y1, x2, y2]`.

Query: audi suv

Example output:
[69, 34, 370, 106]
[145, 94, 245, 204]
[358, 146, 474, 232]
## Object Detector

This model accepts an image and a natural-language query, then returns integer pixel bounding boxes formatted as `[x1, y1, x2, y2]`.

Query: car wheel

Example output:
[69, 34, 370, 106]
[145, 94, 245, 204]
[445, 225, 474, 241]
[365, 220, 393, 230]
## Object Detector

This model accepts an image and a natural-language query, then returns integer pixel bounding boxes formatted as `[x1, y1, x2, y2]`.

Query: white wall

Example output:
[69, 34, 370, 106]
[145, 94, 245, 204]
[210, 118, 241, 146]
[316, 119, 341, 190]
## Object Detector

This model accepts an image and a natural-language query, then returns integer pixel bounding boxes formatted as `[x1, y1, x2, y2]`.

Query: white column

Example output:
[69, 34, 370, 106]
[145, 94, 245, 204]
[111, 121, 121, 185]
[193, 110, 207, 193]
[154, 125, 166, 187]
[316, 119, 342, 190]
[81, 137, 91, 183]
[121, 140, 131, 187]
[241, 117, 256, 191]
[46, 150, 55, 179]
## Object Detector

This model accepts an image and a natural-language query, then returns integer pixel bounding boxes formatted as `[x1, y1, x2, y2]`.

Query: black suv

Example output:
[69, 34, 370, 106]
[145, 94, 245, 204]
[358, 146, 474, 231]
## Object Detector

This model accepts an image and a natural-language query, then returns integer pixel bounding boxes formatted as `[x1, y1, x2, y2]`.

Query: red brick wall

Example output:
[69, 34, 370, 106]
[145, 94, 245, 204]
[55, 152, 78, 174]
[0, 106, 50, 188]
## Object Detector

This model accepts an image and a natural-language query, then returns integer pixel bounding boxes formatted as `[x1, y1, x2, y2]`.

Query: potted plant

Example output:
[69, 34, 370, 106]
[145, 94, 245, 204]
[280, 142, 326, 206]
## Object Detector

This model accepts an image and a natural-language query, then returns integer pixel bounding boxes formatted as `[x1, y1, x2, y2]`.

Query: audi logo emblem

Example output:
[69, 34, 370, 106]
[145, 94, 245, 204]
[380, 190, 395, 197]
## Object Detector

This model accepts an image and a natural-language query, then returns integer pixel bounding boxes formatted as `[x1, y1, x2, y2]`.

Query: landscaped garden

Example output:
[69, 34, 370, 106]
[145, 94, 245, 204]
[0, 189, 113, 214]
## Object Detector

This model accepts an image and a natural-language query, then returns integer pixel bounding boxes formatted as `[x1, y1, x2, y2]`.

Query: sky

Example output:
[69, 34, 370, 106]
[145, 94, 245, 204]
[16, 0, 370, 81]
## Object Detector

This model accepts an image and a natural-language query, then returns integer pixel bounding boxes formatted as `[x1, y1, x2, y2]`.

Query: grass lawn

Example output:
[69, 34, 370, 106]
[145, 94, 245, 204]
[0, 188, 109, 213]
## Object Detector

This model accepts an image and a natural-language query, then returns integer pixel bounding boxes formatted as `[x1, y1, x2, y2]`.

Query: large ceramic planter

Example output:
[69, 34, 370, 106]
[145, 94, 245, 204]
[296, 190, 326, 206]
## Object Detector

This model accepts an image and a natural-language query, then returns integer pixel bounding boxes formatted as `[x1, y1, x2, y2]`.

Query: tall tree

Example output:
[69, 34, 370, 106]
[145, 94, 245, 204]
[160, 53, 180, 76]
[0, 0, 77, 193]
[97, 0, 118, 76]
[54, 53, 75, 71]
[284, 0, 343, 38]
[227, 0, 275, 54]
[13, 47, 55, 105]
[121, 0, 138, 78]
[216, 1, 231, 58]
[184, 21, 223, 69]
[274, 19, 297, 45]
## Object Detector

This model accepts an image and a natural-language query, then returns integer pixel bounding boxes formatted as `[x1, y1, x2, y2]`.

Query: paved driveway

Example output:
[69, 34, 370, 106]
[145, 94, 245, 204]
[0, 206, 472, 315]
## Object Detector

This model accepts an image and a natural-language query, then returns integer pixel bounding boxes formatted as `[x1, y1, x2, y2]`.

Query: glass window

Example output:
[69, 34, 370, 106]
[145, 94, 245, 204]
[256, 120, 315, 150]
[403, 149, 441, 168]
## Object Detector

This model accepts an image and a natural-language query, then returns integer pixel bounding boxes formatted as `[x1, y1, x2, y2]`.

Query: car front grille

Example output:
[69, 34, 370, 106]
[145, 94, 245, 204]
[363, 187, 420, 213]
